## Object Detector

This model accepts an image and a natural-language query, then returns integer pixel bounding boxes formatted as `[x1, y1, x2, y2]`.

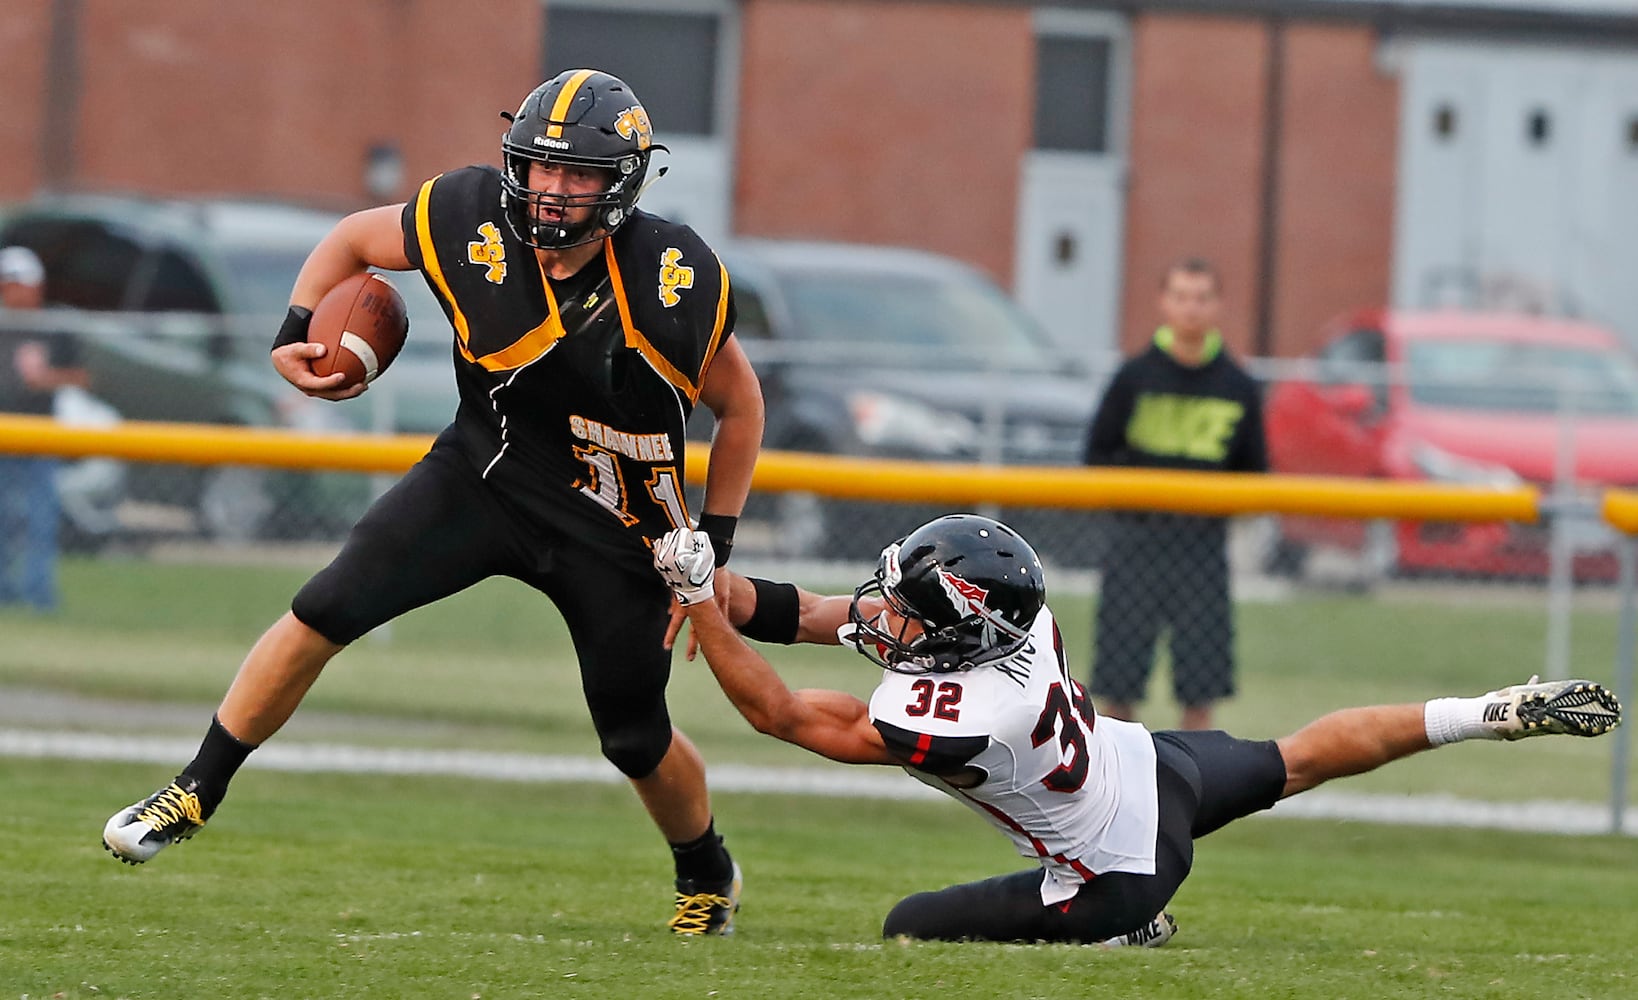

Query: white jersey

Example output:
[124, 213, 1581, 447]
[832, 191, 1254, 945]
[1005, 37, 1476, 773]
[867, 606, 1159, 905]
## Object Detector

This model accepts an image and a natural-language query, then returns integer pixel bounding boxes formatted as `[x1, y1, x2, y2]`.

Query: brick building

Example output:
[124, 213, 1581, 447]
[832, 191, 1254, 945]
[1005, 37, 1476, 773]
[3, 0, 1635, 360]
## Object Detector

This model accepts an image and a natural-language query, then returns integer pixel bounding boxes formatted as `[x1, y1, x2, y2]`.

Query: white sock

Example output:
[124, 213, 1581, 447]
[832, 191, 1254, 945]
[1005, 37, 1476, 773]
[1424, 696, 1502, 746]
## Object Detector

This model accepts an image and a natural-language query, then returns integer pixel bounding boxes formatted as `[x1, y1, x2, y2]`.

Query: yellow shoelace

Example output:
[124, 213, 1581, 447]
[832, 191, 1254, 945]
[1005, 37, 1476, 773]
[668, 890, 733, 935]
[135, 784, 204, 832]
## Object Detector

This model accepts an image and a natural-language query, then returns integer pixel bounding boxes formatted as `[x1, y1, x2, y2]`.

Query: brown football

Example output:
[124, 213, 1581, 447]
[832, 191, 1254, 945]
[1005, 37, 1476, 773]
[308, 272, 409, 389]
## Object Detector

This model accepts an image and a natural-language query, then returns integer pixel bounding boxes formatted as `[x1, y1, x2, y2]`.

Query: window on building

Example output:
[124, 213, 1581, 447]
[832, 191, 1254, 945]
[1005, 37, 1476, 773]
[1526, 109, 1552, 147]
[1033, 35, 1112, 153]
[544, 7, 719, 137]
[1433, 103, 1458, 141]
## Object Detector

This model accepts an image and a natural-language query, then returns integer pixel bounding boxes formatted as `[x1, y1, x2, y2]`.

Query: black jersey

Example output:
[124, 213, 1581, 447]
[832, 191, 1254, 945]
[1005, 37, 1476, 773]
[402, 165, 734, 569]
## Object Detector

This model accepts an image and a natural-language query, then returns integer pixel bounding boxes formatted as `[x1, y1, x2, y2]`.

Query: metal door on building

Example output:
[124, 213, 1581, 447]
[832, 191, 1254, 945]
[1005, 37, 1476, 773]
[1012, 11, 1130, 369]
[1393, 39, 1638, 346]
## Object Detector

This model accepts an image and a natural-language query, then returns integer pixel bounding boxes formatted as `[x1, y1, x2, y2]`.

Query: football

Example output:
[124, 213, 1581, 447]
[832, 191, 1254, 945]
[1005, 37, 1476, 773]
[308, 272, 409, 389]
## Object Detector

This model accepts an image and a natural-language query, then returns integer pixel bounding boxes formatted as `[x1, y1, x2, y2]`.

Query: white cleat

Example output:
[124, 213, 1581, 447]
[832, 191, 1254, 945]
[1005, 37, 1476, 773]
[102, 778, 207, 865]
[1099, 911, 1177, 949]
[1480, 676, 1622, 740]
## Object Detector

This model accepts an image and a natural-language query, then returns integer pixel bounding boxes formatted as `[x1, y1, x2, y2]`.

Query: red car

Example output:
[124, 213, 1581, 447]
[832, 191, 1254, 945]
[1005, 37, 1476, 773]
[1263, 309, 1638, 580]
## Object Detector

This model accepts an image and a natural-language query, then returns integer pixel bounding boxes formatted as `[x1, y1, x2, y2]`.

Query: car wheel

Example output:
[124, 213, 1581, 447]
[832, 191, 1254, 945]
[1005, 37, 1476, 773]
[197, 466, 276, 543]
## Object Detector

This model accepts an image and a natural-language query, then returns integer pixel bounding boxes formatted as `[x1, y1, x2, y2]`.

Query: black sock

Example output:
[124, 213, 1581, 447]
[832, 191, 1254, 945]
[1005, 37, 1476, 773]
[670, 818, 734, 886]
[181, 715, 257, 818]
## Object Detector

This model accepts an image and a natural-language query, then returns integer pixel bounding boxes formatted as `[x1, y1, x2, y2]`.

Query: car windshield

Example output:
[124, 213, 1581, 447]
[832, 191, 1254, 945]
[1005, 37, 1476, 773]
[1406, 337, 1638, 416]
[216, 245, 449, 357]
[776, 269, 1057, 371]
[214, 247, 312, 320]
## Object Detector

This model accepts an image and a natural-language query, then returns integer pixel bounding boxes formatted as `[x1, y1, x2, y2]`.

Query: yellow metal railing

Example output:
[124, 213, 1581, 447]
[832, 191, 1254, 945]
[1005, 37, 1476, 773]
[0, 413, 1556, 525]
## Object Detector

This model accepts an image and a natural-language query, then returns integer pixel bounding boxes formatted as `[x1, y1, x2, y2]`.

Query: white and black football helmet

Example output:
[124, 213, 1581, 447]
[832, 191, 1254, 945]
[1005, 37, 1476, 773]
[499, 68, 663, 249]
[845, 514, 1046, 674]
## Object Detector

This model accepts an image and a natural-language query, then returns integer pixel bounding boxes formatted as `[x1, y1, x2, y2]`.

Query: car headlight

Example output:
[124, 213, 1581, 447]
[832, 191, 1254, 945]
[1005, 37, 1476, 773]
[1410, 442, 1522, 487]
[848, 391, 979, 456]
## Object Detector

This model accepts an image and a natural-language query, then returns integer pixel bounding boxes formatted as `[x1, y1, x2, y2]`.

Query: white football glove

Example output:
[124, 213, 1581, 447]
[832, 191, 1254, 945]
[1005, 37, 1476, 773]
[654, 528, 717, 606]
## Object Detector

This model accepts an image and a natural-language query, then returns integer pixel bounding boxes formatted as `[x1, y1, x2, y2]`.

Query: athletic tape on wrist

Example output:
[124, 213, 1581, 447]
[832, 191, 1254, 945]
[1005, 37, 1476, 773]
[272, 305, 313, 350]
[696, 513, 738, 567]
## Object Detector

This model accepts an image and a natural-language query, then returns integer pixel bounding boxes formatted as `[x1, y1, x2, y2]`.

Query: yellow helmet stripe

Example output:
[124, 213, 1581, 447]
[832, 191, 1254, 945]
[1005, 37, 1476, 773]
[545, 69, 598, 140]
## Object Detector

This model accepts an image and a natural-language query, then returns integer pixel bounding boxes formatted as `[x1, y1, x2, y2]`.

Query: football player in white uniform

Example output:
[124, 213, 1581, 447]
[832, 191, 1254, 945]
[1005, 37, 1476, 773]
[654, 514, 1621, 944]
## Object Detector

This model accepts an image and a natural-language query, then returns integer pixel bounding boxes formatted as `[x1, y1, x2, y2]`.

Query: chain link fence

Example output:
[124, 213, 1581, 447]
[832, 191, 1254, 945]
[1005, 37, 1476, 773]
[3, 335, 1637, 829]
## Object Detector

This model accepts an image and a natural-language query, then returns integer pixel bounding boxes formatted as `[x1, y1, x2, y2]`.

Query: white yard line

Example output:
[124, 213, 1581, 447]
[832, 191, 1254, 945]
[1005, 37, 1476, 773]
[5, 727, 1630, 837]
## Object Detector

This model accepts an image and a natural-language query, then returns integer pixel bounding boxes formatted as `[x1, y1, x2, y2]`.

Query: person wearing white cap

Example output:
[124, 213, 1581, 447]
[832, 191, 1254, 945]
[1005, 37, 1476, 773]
[1, 245, 88, 611]
[0, 245, 47, 303]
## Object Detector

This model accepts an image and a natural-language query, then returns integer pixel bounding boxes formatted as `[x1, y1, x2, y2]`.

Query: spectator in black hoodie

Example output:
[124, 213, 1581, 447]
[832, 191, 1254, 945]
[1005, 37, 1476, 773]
[1084, 258, 1266, 730]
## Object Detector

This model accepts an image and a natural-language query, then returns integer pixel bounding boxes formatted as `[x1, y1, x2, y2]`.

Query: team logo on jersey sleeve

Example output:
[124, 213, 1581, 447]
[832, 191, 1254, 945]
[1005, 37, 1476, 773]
[658, 247, 695, 307]
[938, 570, 990, 617]
[467, 222, 508, 284]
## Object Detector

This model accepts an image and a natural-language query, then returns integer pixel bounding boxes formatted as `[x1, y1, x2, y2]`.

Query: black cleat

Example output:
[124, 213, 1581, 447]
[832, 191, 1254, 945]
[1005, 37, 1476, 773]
[669, 861, 742, 936]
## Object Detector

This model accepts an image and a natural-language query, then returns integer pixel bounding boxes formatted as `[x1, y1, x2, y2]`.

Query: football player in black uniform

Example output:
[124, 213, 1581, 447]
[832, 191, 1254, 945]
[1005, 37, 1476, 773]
[653, 515, 1620, 944]
[103, 69, 764, 936]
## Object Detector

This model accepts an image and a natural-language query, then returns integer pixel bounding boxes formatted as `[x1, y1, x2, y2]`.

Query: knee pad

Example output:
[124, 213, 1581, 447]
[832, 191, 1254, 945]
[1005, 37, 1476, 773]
[592, 701, 673, 778]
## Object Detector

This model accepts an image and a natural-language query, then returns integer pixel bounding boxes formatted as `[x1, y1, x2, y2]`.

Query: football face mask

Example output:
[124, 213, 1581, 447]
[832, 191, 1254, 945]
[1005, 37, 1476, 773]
[842, 542, 1033, 675]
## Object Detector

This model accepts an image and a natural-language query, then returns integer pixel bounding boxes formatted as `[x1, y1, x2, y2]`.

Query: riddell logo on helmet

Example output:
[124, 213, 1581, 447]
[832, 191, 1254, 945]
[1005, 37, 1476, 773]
[532, 136, 571, 150]
[938, 571, 990, 617]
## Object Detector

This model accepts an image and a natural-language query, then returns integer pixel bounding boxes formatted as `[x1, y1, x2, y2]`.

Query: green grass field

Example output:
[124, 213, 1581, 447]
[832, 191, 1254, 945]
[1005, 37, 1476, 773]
[2, 556, 1635, 997]
[5, 760, 1637, 999]
[2, 557, 1630, 801]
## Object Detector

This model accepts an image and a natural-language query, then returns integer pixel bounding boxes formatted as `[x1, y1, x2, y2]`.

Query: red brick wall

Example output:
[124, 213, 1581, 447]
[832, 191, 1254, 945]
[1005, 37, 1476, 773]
[23, 1, 541, 210]
[1121, 15, 1272, 357]
[737, 0, 1033, 285]
[1120, 14, 1397, 358]
[0, 2, 1397, 354]
[1273, 24, 1397, 358]
[0, 0, 53, 198]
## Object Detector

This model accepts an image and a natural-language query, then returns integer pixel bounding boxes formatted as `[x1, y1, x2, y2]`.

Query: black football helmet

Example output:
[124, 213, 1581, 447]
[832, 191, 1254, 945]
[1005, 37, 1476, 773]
[499, 68, 662, 249]
[845, 514, 1046, 674]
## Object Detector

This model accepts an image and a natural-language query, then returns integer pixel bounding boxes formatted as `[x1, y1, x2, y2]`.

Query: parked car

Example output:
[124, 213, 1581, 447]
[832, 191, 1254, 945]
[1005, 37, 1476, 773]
[0, 194, 459, 543]
[1263, 308, 1638, 581]
[705, 239, 1097, 559]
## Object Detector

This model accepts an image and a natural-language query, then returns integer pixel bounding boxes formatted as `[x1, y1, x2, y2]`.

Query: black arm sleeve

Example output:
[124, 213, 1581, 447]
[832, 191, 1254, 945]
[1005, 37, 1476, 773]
[740, 577, 800, 644]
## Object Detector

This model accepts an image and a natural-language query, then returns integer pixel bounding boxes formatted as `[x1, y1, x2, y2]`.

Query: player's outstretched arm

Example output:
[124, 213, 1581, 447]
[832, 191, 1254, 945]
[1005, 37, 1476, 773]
[665, 571, 866, 655]
[656, 530, 894, 765]
[689, 596, 892, 765]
